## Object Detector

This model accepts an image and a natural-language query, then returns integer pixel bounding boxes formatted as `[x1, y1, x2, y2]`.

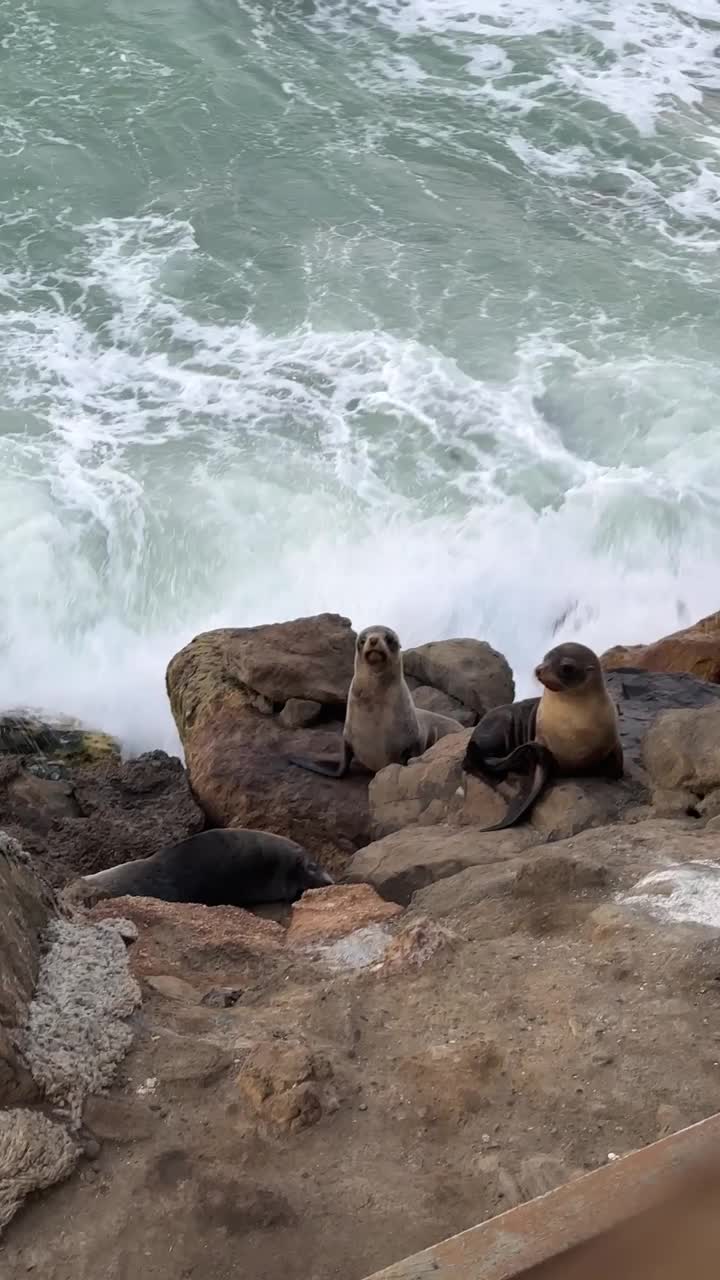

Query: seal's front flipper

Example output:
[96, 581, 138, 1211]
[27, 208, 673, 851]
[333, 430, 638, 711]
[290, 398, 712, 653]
[288, 740, 353, 779]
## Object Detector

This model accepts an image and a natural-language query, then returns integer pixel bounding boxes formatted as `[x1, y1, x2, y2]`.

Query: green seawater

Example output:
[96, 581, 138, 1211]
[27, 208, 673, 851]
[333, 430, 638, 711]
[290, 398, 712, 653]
[2, 0, 720, 748]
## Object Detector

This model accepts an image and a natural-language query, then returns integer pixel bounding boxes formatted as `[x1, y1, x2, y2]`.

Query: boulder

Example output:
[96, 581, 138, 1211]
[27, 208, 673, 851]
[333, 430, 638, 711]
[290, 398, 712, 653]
[166, 614, 370, 870]
[286, 884, 403, 944]
[528, 776, 646, 841]
[2, 750, 205, 887]
[408, 819, 718, 923]
[601, 610, 720, 683]
[346, 823, 538, 905]
[410, 862, 526, 917]
[0, 834, 57, 1105]
[167, 614, 356, 726]
[643, 706, 720, 807]
[412, 685, 476, 728]
[403, 639, 514, 715]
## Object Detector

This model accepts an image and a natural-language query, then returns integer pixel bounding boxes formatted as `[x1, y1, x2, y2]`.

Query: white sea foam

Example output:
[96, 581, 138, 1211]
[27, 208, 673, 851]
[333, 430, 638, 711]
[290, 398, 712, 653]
[1, 213, 720, 752]
[3, 1, 720, 755]
[314, 0, 720, 136]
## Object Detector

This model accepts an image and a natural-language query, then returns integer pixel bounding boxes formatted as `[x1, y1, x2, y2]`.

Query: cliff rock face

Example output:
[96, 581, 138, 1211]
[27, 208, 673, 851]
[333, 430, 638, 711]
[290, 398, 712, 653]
[0, 833, 57, 1106]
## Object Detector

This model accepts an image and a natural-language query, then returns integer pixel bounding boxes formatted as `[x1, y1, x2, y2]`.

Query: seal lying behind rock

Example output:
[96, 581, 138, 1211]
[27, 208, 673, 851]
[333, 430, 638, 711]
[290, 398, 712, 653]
[288, 624, 463, 778]
[66, 829, 333, 907]
[462, 641, 623, 831]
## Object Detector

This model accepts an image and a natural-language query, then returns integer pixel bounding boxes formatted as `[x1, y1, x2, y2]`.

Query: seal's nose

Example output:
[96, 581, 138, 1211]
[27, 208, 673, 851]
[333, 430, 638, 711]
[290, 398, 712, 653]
[367, 634, 378, 647]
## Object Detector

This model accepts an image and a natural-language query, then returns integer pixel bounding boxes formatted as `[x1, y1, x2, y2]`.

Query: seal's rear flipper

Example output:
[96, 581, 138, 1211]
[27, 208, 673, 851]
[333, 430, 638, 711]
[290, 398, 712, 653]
[480, 745, 555, 831]
[288, 741, 353, 779]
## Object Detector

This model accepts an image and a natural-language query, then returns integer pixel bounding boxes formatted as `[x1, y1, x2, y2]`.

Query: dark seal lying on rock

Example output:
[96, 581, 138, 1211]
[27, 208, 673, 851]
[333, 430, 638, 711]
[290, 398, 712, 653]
[289, 625, 463, 778]
[463, 642, 623, 830]
[66, 829, 333, 908]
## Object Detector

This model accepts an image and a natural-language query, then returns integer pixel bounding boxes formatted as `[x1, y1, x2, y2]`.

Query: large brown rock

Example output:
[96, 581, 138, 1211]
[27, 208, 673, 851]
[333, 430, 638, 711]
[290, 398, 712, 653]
[403, 639, 514, 715]
[602, 610, 720, 683]
[167, 614, 357, 726]
[0, 833, 57, 1104]
[166, 614, 369, 871]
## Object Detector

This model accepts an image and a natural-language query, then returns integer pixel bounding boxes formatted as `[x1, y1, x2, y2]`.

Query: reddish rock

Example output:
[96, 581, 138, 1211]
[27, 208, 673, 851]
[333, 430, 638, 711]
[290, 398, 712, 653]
[286, 884, 403, 944]
[602, 610, 720, 683]
[87, 897, 283, 980]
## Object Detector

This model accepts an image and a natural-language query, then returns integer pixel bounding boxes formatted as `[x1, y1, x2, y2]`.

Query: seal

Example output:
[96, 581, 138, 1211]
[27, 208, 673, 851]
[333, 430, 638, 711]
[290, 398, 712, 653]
[67, 828, 334, 907]
[288, 624, 463, 778]
[462, 641, 623, 830]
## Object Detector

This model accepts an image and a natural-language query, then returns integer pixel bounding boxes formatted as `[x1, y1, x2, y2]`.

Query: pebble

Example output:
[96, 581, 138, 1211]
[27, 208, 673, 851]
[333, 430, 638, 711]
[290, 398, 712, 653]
[358, 1103, 368, 1112]
[82, 1137, 101, 1160]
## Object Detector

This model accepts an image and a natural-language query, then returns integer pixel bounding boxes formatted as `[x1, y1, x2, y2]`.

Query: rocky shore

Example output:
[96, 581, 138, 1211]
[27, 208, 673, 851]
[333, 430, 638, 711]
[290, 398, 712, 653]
[3, 608, 720, 1279]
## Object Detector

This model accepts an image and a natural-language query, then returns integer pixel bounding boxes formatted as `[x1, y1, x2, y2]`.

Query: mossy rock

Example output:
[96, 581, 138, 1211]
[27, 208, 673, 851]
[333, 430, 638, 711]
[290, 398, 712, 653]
[0, 712, 120, 764]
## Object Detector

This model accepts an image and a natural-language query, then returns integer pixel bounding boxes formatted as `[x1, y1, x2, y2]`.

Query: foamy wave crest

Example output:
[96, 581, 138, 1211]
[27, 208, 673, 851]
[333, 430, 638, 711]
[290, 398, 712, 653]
[1, 214, 720, 752]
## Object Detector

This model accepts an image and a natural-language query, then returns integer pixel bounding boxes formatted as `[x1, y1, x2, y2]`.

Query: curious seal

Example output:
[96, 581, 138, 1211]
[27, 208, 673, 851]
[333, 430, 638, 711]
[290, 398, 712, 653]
[288, 624, 463, 778]
[67, 828, 334, 907]
[462, 641, 623, 830]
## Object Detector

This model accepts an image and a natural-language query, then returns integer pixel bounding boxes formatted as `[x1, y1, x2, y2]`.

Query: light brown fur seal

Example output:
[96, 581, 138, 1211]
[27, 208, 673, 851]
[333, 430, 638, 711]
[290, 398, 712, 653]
[288, 624, 463, 778]
[462, 641, 623, 830]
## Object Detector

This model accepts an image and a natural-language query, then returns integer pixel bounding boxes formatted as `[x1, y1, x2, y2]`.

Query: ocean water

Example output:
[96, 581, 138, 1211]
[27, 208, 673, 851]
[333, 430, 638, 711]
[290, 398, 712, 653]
[2, 0, 720, 754]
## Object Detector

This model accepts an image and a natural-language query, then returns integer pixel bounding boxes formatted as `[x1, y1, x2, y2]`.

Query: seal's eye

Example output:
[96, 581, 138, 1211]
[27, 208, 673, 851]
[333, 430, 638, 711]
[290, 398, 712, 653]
[384, 632, 397, 649]
[560, 660, 576, 677]
[357, 635, 365, 650]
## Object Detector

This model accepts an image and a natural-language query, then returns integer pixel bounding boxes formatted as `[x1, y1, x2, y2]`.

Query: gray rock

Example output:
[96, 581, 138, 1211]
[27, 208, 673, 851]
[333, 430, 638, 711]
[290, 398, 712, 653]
[403, 638, 514, 715]
[346, 823, 537, 905]
[411, 862, 523, 916]
[643, 705, 720, 794]
[412, 685, 476, 728]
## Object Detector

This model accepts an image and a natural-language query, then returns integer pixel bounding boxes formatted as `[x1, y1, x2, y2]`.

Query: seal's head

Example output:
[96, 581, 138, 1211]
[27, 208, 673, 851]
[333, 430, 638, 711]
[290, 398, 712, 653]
[534, 642, 604, 695]
[299, 854, 334, 891]
[355, 625, 402, 674]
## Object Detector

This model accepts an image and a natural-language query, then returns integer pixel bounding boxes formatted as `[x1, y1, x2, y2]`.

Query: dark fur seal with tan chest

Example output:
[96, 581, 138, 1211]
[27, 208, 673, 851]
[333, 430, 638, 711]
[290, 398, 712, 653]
[67, 828, 333, 907]
[462, 641, 623, 830]
[288, 624, 463, 778]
